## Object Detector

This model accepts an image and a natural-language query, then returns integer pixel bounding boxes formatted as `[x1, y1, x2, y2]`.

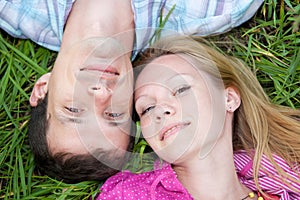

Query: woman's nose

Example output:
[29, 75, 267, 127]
[155, 104, 175, 122]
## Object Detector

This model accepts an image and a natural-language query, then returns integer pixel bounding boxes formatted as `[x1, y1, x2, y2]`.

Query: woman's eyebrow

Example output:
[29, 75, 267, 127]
[166, 73, 193, 84]
[134, 94, 147, 102]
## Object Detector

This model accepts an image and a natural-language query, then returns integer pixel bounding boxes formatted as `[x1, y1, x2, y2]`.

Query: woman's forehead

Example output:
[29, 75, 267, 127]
[135, 54, 200, 86]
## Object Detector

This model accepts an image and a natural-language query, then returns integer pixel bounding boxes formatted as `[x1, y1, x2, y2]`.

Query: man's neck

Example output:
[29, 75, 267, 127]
[61, 0, 134, 58]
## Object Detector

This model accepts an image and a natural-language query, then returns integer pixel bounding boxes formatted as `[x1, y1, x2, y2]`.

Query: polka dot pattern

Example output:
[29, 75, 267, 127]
[97, 161, 193, 200]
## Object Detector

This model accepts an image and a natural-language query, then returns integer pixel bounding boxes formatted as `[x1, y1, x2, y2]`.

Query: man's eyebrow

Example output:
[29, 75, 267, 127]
[55, 112, 83, 125]
[108, 121, 122, 126]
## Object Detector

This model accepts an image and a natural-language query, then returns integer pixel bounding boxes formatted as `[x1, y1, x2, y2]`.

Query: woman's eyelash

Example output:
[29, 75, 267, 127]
[141, 105, 155, 116]
[173, 85, 191, 96]
[138, 86, 190, 116]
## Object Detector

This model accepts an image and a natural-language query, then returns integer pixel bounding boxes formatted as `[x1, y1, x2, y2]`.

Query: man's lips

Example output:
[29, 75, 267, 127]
[81, 65, 120, 76]
[159, 122, 191, 141]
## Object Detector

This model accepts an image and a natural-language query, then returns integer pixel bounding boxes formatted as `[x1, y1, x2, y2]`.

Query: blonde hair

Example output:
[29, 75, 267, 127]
[134, 35, 300, 193]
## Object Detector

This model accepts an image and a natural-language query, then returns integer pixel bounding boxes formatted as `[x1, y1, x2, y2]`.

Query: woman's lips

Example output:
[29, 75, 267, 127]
[159, 122, 191, 141]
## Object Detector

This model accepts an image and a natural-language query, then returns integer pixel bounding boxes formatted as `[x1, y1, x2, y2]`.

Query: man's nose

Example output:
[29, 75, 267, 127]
[89, 84, 112, 103]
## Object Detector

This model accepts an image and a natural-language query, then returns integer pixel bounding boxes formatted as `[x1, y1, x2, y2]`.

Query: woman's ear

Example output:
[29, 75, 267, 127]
[225, 87, 241, 112]
[29, 73, 51, 107]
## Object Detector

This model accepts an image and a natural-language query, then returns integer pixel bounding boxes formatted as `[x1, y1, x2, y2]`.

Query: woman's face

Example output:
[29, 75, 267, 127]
[134, 54, 226, 164]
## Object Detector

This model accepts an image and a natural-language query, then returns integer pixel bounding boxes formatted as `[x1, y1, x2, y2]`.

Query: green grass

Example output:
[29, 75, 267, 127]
[0, 1, 299, 199]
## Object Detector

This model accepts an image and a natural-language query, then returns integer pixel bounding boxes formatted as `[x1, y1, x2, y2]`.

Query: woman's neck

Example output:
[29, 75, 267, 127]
[173, 131, 252, 199]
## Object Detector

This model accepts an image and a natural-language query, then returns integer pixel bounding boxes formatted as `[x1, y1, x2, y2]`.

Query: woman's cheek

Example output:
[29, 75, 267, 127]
[140, 116, 155, 139]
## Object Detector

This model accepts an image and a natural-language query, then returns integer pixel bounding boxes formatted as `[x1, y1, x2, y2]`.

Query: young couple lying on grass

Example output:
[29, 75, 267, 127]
[8, 0, 264, 184]
[31, 35, 300, 199]
[4, 0, 300, 199]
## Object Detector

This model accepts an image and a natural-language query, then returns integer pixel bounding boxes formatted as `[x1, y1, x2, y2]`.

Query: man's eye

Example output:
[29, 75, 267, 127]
[66, 107, 81, 113]
[173, 86, 191, 96]
[141, 105, 155, 116]
[105, 112, 123, 118]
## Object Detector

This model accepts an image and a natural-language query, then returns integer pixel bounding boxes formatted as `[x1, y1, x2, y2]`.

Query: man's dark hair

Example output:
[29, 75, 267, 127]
[28, 94, 133, 183]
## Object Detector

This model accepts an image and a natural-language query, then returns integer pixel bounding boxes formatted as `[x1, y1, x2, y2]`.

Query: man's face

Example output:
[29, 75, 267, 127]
[46, 38, 133, 163]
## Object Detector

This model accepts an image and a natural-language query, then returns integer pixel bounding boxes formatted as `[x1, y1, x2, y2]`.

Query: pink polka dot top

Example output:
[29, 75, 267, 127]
[97, 161, 193, 200]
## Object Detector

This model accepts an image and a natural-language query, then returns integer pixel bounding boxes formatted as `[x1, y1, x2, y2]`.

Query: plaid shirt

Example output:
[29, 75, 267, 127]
[0, 0, 73, 51]
[0, 0, 263, 57]
[133, 0, 263, 56]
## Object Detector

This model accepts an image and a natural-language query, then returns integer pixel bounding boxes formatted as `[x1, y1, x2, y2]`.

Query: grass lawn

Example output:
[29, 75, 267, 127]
[0, 1, 299, 199]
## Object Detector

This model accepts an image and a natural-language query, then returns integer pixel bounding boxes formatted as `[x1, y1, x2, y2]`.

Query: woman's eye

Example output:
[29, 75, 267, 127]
[173, 86, 191, 96]
[141, 105, 155, 116]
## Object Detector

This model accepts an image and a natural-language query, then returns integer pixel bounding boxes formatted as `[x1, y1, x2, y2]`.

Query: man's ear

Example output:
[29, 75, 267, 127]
[225, 87, 241, 113]
[30, 73, 51, 107]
